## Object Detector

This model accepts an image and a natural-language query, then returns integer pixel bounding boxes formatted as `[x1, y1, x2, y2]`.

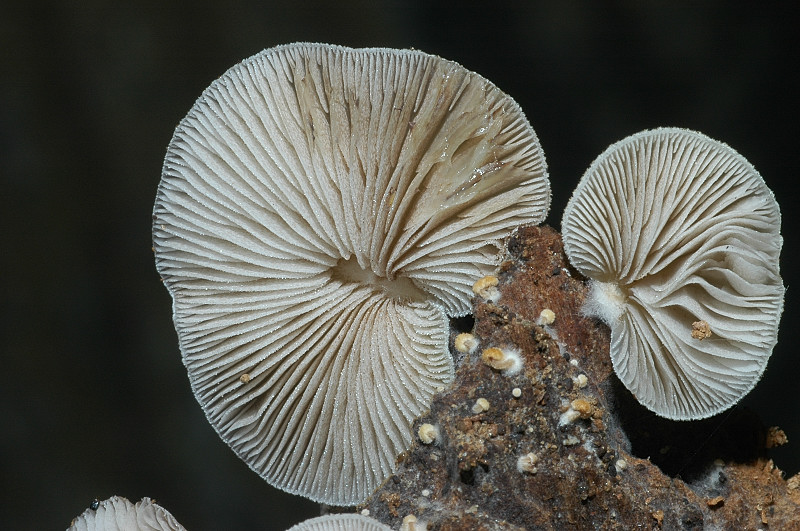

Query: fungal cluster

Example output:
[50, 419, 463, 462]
[360, 226, 797, 529]
[152, 41, 784, 527]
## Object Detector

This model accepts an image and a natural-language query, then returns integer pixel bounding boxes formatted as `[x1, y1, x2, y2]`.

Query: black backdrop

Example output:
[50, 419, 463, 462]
[2, 2, 798, 529]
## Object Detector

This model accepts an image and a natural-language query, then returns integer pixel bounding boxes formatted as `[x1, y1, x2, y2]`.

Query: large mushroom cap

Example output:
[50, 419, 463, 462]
[153, 43, 549, 504]
[68, 496, 186, 531]
[562, 128, 783, 420]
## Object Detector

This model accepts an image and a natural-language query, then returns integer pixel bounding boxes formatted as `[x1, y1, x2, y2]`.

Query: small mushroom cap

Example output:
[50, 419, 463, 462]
[287, 514, 391, 531]
[68, 496, 186, 531]
[418, 422, 440, 444]
[153, 43, 549, 504]
[562, 128, 784, 420]
[454, 332, 478, 354]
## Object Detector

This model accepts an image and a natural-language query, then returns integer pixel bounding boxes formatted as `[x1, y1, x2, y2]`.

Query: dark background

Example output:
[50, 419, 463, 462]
[2, 2, 797, 529]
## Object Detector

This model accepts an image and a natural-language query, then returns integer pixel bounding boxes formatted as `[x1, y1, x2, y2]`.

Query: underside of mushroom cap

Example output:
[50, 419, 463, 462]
[286, 514, 391, 531]
[153, 43, 549, 504]
[68, 496, 186, 531]
[562, 128, 783, 420]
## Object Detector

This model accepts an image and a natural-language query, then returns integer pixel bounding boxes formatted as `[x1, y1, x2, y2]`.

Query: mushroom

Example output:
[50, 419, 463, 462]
[561, 128, 783, 420]
[68, 496, 186, 531]
[287, 514, 391, 531]
[153, 43, 550, 504]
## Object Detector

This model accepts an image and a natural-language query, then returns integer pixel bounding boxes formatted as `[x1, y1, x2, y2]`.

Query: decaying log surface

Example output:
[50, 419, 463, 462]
[362, 226, 800, 530]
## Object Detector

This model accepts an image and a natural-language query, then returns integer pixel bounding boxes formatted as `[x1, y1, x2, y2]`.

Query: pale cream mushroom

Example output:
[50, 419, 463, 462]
[153, 43, 550, 504]
[287, 514, 391, 531]
[561, 128, 783, 420]
[68, 496, 185, 531]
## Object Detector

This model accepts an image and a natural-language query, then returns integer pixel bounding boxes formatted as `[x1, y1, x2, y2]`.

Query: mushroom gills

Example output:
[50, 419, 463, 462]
[331, 255, 428, 302]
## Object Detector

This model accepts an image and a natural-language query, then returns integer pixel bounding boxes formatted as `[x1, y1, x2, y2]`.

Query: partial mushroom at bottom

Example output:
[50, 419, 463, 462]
[68, 496, 186, 531]
[153, 42, 550, 505]
[286, 514, 391, 531]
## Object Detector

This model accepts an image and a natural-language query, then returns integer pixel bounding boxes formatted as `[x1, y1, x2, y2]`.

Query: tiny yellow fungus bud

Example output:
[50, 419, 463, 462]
[570, 398, 593, 419]
[472, 397, 490, 414]
[481, 347, 522, 375]
[454, 333, 478, 353]
[472, 275, 500, 301]
[574, 374, 588, 388]
[517, 452, 539, 474]
[538, 308, 556, 325]
[512, 387, 522, 398]
[615, 458, 628, 473]
[481, 347, 508, 368]
[691, 320, 712, 340]
[418, 423, 439, 445]
[239, 373, 251, 384]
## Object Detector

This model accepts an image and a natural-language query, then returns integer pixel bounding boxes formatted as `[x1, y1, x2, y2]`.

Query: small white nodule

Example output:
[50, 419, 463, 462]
[573, 374, 588, 389]
[418, 423, 439, 445]
[517, 452, 539, 474]
[559, 407, 581, 426]
[454, 333, 479, 354]
[537, 308, 556, 326]
[472, 397, 490, 414]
